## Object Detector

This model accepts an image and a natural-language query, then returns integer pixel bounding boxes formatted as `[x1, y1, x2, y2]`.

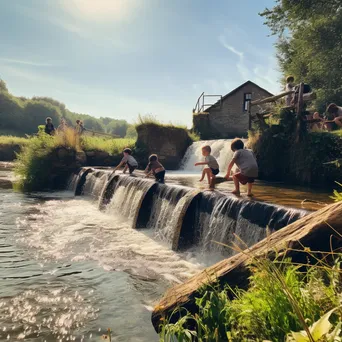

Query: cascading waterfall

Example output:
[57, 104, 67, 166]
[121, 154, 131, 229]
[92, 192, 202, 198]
[82, 169, 111, 198]
[180, 139, 242, 172]
[67, 172, 80, 192]
[104, 176, 156, 227]
[145, 185, 196, 246]
[179, 191, 306, 256]
[72, 167, 308, 257]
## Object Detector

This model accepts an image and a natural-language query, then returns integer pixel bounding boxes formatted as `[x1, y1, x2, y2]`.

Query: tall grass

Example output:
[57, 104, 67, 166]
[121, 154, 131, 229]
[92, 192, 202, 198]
[135, 114, 187, 129]
[0, 135, 29, 146]
[14, 128, 135, 190]
[80, 136, 135, 154]
[159, 250, 342, 342]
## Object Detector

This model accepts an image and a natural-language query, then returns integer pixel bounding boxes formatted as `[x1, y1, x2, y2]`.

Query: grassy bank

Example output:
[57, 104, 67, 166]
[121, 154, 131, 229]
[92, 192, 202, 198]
[14, 128, 135, 191]
[0, 136, 30, 146]
[159, 250, 342, 342]
[81, 136, 135, 154]
[0, 136, 30, 161]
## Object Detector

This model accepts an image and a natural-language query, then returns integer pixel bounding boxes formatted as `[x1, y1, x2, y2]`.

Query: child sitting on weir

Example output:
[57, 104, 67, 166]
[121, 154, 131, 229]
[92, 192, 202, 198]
[224, 138, 258, 196]
[194, 145, 219, 189]
[144, 154, 165, 183]
[113, 148, 138, 175]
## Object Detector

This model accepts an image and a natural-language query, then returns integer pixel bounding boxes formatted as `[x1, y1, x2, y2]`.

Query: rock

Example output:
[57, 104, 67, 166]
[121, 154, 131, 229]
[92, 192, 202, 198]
[0, 144, 21, 161]
[85, 151, 95, 157]
[136, 124, 191, 169]
[76, 151, 87, 165]
[151, 201, 342, 331]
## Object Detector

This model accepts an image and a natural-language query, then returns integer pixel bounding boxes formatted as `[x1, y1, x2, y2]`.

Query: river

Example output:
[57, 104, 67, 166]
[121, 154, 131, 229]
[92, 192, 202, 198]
[0, 161, 332, 341]
[0, 164, 201, 341]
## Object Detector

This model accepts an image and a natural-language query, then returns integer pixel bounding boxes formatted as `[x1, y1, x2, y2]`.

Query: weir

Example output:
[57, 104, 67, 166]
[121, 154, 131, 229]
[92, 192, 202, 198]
[70, 167, 308, 256]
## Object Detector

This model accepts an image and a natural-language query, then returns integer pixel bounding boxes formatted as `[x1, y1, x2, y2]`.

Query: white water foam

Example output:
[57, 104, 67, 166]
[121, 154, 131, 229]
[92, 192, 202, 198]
[105, 177, 154, 226]
[180, 139, 237, 172]
[17, 199, 202, 284]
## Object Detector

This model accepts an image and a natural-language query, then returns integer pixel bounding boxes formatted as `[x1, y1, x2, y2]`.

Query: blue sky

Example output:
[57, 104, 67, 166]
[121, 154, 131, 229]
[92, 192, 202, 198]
[0, 0, 280, 126]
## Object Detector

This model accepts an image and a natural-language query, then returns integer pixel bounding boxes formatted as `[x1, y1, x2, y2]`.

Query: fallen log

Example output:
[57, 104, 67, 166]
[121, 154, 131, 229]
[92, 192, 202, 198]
[151, 201, 342, 331]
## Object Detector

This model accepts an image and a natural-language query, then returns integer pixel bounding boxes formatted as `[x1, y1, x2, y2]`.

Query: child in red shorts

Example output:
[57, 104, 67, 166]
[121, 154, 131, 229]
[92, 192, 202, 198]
[224, 138, 258, 196]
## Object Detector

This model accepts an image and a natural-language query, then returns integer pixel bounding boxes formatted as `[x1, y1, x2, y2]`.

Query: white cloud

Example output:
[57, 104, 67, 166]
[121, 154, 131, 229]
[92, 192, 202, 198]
[218, 35, 244, 59]
[59, 0, 142, 22]
[0, 58, 60, 67]
[218, 33, 281, 94]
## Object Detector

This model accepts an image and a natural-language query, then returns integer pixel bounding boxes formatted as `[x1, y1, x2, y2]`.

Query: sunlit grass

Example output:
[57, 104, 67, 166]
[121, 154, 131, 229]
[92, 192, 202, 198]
[80, 136, 135, 154]
[0, 135, 30, 146]
[159, 239, 342, 342]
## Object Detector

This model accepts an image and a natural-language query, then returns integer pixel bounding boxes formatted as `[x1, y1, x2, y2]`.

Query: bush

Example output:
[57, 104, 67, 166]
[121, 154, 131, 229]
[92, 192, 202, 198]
[249, 128, 342, 185]
[160, 255, 342, 342]
[14, 128, 136, 190]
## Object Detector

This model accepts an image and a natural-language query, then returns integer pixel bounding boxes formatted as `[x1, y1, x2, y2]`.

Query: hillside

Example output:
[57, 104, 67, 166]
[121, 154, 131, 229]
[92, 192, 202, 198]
[0, 79, 136, 138]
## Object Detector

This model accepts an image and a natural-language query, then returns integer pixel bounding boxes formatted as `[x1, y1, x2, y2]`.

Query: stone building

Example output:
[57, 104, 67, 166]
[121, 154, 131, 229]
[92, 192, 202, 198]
[193, 80, 273, 139]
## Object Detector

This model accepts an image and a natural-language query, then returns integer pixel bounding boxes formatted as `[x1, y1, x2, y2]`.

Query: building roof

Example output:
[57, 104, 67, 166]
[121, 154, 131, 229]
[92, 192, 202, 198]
[205, 80, 273, 112]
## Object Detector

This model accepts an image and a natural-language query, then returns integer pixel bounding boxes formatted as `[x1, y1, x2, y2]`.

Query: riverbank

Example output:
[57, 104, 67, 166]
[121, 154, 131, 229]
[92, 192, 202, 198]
[11, 122, 195, 191]
[249, 128, 342, 186]
[0, 136, 29, 161]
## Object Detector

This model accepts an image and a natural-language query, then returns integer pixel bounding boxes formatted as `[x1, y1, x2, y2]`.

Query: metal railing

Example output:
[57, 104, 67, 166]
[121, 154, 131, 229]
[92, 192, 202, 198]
[193, 92, 222, 114]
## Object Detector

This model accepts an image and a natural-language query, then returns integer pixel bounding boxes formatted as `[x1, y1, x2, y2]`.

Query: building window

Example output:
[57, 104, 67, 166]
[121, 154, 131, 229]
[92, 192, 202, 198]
[244, 93, 252, 111]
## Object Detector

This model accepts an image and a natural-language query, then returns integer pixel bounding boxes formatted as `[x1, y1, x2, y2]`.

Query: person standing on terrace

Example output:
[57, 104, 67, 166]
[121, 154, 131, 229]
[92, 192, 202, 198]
[285, 76, 295, 107]
[44, 117, 55, 135]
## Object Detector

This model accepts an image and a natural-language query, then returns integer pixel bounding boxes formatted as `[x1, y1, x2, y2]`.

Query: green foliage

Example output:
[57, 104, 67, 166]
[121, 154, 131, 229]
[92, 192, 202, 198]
[331, 182, 342, 202]
[14, 132, 72, 191]
[124, 125, 138, 139]
[0, 79, 131, 136]
[249, 128, 342, 185]
[260, 0, 342, 112]
[13, 127, 135, 191]
[0, 136, 29, 147]
[80, 136, 135, 155]
[160, 258, 342, 342]
[188, 131, 200, 142]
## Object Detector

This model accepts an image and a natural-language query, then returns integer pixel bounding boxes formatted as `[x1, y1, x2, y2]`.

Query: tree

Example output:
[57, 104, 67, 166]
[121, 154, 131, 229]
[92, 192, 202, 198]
[260, 0, 342, 111]
[125, 125, 137, 139]
[106, 120, 129, 137]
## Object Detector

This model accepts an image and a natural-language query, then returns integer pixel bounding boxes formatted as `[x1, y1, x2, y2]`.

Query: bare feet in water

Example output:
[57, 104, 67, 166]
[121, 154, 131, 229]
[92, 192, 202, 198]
[247, 193, 254, 197]
[232, 190, 240, 196]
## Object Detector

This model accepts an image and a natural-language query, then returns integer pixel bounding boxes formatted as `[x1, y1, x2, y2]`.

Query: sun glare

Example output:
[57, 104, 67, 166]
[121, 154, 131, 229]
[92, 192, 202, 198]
[60, 0, 140, 21]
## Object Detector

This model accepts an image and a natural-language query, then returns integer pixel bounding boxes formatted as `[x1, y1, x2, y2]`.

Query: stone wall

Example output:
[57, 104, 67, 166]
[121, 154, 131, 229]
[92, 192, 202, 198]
[136, 124, 192, 169]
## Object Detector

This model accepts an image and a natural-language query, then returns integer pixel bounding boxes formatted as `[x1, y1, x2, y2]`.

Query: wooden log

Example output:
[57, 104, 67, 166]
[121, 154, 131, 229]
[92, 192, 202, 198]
[151, 201, 342, 331]
[251, 91, 316, 107]
[251, 90, 294, 106]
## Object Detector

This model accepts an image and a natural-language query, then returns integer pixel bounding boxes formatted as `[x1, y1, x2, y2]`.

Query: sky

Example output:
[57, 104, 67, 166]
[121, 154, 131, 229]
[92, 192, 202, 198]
[0, 0, 280, 126]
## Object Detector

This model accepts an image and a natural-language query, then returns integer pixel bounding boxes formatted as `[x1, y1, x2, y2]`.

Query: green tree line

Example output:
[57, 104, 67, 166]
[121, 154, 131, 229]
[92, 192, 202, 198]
[0, 79, 137, 138]
[260, 0, 342, 112]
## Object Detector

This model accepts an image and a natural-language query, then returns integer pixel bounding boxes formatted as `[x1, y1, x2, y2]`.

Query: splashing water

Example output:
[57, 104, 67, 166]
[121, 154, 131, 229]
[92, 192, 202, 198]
[180, 139, 239, 172]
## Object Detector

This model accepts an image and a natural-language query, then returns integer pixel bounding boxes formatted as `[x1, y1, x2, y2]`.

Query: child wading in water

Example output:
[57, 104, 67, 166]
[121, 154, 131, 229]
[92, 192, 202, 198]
[195, 145, 219, 189]
[113, 148, 138, 174]
[144, 154, 165, 183]
[225, 138, 258, 196]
